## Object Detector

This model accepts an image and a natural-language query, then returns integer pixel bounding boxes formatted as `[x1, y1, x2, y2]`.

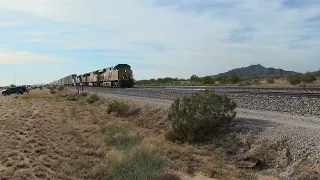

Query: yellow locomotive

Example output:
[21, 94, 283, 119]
[51, 64, 134, 88]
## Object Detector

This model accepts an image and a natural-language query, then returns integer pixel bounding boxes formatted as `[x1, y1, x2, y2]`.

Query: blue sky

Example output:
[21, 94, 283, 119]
[0, 0, 319, 86]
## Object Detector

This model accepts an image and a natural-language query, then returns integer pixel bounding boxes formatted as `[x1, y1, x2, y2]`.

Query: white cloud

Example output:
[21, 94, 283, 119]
[0, 45, 66, 64]
[0, 21, 23, 27]
[0, 0, 319, 79]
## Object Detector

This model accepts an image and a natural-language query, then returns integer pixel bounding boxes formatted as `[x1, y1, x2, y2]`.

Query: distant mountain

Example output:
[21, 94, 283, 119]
[212, 64, 297, 78]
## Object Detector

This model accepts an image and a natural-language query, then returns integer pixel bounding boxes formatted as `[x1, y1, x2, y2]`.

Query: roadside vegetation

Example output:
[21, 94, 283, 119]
[135, 71, 320, 87]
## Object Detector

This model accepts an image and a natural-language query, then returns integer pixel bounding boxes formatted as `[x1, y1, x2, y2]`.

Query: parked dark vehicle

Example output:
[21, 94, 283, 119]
[2, 86, 29, 96]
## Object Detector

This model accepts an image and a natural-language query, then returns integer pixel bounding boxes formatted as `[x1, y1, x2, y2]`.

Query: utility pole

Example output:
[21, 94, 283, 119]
[14, 73, 16, 86]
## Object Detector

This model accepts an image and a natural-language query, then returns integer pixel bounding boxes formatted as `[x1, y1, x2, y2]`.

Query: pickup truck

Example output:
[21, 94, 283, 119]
[2, 86, 29, 96]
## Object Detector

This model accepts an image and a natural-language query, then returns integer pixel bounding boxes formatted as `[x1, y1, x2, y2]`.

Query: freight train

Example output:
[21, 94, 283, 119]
[49, 64, 134, 88]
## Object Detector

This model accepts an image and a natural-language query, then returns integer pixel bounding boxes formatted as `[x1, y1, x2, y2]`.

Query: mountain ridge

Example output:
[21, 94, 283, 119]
[212, 64, 298, 78]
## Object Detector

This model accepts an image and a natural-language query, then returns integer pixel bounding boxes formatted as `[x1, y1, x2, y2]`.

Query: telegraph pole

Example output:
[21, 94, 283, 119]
[14, 73, 16, 86]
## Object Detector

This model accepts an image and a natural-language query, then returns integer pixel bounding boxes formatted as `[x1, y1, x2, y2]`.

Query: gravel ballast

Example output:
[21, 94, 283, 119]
[82, 87, 320, 117]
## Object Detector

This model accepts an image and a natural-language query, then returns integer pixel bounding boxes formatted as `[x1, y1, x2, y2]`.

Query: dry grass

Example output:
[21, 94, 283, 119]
[2, 89, 310, 180]
[86, 94, 100, 104]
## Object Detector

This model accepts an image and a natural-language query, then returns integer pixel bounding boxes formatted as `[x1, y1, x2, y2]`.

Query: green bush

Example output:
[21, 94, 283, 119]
[106, 101, 130, 117]
[301, 73, 317, 83]
[49, 89, 56, 94]
[228, 72, 239, 84]
[287, 74, 302, 85]
[66, 95, 78, 101]
[167, 90, 236, 143]
[202, 76, 215, 85]
[266, 78, 274, 84]
[86, 94, 100, 104]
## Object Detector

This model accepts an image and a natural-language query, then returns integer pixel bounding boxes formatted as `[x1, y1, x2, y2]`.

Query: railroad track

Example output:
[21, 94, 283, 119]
[73, 86, 320, 98]
[134, 85, 320, 92]
[224, 91, 320, 98]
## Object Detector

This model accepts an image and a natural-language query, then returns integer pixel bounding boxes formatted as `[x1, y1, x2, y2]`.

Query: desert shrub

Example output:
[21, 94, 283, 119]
[167, 90, 236, 143]
[79, 92, 88, 97]
[287, 74, 302, 85]
[57, 86, 64, 91]
[164, 128, 179, 142]
[228, 72, 239, 84]
[39, 86, 43, 90]
[106, 100, 130, 116]
[49, 89, 56, 94]
[202, 76, 215, 85]
[238, 80, 252, 86]
[266, 78, 274, 84]
[86, 94, 100, 104]
[301, 73, 317, 83]
[66, 95, 78, 101]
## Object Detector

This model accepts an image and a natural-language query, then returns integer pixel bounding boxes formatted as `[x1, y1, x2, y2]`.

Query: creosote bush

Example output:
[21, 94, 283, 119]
[86, 94, 100, 104]
[266, 78, 274, 84]
[106, 100, 130, 117]
[301, 73, 317, 83]
[166, 90, 236, 143]
[66, 95, 78, 101]
[286, 75, 301, 85]
[49, 89, 56, 94]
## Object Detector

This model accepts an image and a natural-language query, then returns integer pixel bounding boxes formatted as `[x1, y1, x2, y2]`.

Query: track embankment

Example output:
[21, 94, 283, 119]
[72, 87, 320, 166]
[71, 86, 320, 117]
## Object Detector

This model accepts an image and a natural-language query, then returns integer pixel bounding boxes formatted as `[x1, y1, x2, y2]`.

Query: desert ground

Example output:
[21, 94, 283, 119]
[0, 88, 319, 180]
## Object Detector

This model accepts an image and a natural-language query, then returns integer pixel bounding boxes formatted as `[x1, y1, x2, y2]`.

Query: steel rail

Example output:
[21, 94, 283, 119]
[71, 86, 320, 98]
[133, 85, 320, 91]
